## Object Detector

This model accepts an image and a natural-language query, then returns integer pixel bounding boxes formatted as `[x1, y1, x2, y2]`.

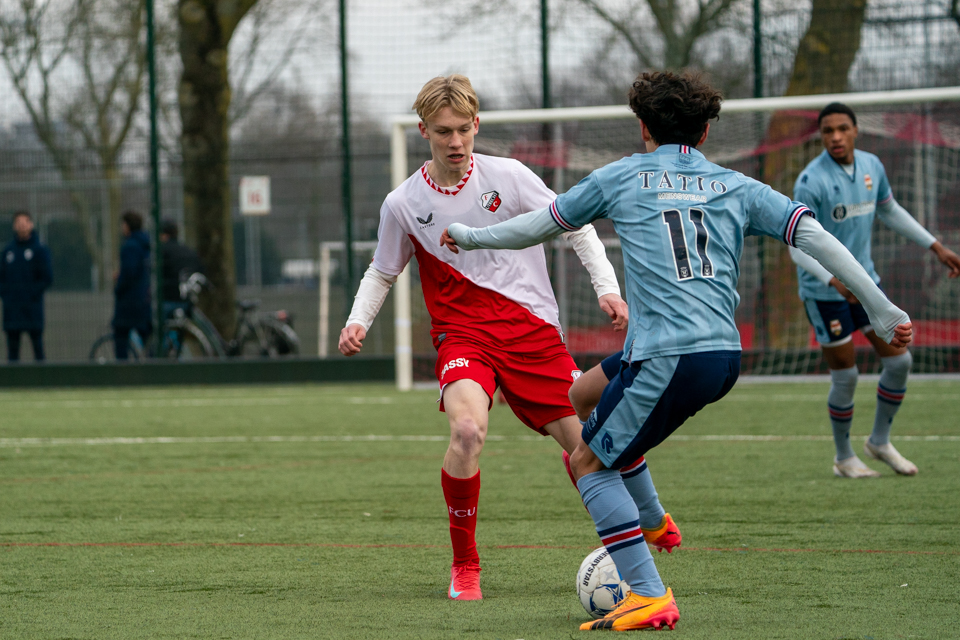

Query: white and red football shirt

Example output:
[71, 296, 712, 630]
[372, 153, 562, 350]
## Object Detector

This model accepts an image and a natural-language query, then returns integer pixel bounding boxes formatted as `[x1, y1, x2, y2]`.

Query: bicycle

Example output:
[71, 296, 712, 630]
[88, 328, 147, 363]
[160, 273, 300, 359]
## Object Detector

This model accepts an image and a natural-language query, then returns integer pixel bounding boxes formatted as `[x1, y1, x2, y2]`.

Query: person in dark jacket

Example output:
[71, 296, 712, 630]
[160, 219, 203, 317]
[113, 210, 152, 360]
[0, 211, 53, 361]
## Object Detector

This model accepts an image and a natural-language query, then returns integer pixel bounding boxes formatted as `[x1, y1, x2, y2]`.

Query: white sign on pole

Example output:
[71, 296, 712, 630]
[239, 176, 271, 215]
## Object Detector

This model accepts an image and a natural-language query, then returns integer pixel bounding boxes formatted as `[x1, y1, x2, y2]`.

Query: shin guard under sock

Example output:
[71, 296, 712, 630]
[619, 457, 666, 530]
[577, 469, 665, 597]
[441, 468, 480, 566]
[828, 366, 858, 460]
[871, 352, 912, 446]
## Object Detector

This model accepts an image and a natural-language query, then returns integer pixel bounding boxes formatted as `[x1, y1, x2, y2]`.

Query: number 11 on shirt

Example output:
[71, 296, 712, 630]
[662, 208, 714, 281]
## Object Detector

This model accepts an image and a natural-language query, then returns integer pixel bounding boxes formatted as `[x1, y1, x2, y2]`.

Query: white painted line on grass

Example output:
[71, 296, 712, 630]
[0, 396, 401, 410]
[0, 434, 956, 448]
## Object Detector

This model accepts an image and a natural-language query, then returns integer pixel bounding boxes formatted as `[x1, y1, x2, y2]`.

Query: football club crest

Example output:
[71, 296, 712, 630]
[571, 369, 583, 381]
[830, 319, 843, 336]
[23, 248, 33, 260]
[864, 174, 873, 190]
[479, 190, 501, 212]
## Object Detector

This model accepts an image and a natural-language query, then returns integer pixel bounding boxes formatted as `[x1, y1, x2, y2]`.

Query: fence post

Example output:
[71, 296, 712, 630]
[146, 0, 164, 348]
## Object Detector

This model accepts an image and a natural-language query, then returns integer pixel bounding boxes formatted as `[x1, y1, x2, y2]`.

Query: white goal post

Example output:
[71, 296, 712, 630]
[385, 86, 960, 389]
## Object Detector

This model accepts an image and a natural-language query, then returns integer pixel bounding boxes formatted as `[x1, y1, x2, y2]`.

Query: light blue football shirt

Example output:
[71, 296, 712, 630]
[793, 149, 893, 301]
[551, 144, 812, 362]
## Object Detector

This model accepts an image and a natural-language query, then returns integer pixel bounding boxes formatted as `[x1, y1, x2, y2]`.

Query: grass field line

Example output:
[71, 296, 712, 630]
[1, 392, 959, 410]
[0, 396, 403, 409]
[1, 541, 956, 556]
[2, 434, 958, 448]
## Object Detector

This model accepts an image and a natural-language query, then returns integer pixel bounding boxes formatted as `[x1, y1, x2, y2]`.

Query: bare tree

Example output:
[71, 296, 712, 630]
[0, 0, 149, 288]
[178, 0, 257, 337]
[576, 0, 740, 71]
[177, 0, 329, 337]
[228, 0, 330, 128]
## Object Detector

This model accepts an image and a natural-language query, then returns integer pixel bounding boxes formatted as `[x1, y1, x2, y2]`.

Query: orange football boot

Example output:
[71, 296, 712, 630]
[641, 513, 682, 554]
[580, 587, 679, 631]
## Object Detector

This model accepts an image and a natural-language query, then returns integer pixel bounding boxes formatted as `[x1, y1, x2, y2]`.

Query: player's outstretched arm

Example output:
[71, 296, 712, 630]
[787, 246, 860, 303]
[793, 215, 912, 347]
[444, 207, 565, 252]
[875, 198, 960, 277]
[338, 264, 398, 356]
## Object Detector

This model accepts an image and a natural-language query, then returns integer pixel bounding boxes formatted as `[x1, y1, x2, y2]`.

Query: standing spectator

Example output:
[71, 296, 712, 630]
[113, 210, 152, 360]
[160, 218, 203, 318]
[0, 211, 53, 362]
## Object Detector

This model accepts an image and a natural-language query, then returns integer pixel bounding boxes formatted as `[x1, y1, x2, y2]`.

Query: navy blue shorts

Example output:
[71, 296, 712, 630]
[600, 350, 625, 380]
[804, 299, 872, 346]
[582, 351, 741, 468]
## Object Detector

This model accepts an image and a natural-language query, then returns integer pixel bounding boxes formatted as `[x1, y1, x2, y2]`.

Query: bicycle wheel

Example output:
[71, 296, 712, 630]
[237, 319, 300, 358]
[266, 322, 300, 356]
[161, 319, 218, 360]
[89, 332, 142, 363]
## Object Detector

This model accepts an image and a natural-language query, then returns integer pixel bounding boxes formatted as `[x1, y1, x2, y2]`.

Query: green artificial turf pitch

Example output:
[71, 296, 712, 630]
[1, 380, 958, 639]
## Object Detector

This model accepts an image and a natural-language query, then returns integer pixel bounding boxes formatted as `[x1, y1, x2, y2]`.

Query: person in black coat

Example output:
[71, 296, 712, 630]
[0, 211, 53, 361]
[160, 218, 203, 317]
[113, 210, 152, 360]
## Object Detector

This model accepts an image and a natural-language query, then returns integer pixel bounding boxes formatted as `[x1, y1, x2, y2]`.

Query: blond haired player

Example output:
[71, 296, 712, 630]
[339, 75, 677, 600]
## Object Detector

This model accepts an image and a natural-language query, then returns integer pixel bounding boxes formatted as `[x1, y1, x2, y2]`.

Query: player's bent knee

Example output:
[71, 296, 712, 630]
[882, 350, 912, 376]
[569, 443, 606, 482]
[449, 416, 487, 453]
[568, 388, 592, 421]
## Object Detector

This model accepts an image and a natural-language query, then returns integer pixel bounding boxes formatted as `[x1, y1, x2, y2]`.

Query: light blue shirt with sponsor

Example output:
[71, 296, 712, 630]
[793, 149, 893, 301]
[551, 144, 812, 362]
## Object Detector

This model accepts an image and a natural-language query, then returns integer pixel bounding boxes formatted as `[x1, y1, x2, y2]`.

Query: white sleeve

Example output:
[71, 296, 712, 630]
[562, 224, 620, 298]
[794, 215, 910, 343]
[876, 198, 937, 248]
[345, 264, 398, 331]
[788, 246, 835, 286]
[448, 207, 565, 250]
[371, 199, 415, 277]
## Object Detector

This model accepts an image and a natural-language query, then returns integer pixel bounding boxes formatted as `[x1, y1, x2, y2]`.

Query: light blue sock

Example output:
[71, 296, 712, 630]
[828, 366, 858, 460]
[870, 352, 911, 446]
[620, 458, 666, 530]
[577, 469, 666, 597]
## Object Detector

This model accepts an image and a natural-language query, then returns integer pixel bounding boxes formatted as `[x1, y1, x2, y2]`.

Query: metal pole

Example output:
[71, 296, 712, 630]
[391, 123, 412, 391]
[339, 0, 355, 323]
[753, 0, 762, 100]
[145, 0, 163, 352]
[541, 0, 550, 110]
[753, 0, 766, 350]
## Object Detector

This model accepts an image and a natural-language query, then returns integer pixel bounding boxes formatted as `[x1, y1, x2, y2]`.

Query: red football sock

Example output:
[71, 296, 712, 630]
[441, 468, 481, 566]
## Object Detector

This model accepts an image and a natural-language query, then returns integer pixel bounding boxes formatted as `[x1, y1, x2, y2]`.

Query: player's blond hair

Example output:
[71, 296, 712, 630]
[412, 75, 479, 123]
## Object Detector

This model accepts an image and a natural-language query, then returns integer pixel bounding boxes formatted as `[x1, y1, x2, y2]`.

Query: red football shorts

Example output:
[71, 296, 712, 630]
[435, 337, 580, 434]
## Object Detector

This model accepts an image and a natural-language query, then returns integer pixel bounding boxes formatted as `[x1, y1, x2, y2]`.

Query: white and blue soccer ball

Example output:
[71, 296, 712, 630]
[576, 546, 629, 618]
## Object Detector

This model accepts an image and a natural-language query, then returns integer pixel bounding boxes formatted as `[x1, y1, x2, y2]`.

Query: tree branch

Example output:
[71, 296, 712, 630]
[576, 0, 656, 68]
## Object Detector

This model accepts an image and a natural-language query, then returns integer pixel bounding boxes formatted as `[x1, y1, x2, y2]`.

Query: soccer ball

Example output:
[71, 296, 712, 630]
[576, 546, 629, 618]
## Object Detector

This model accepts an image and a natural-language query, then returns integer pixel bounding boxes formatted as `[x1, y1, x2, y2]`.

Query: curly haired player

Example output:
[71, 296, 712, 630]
[444, 71, 912, 631]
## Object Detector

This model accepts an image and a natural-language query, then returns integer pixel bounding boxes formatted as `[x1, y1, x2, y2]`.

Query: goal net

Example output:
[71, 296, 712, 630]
[385, 87, 960, 386]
